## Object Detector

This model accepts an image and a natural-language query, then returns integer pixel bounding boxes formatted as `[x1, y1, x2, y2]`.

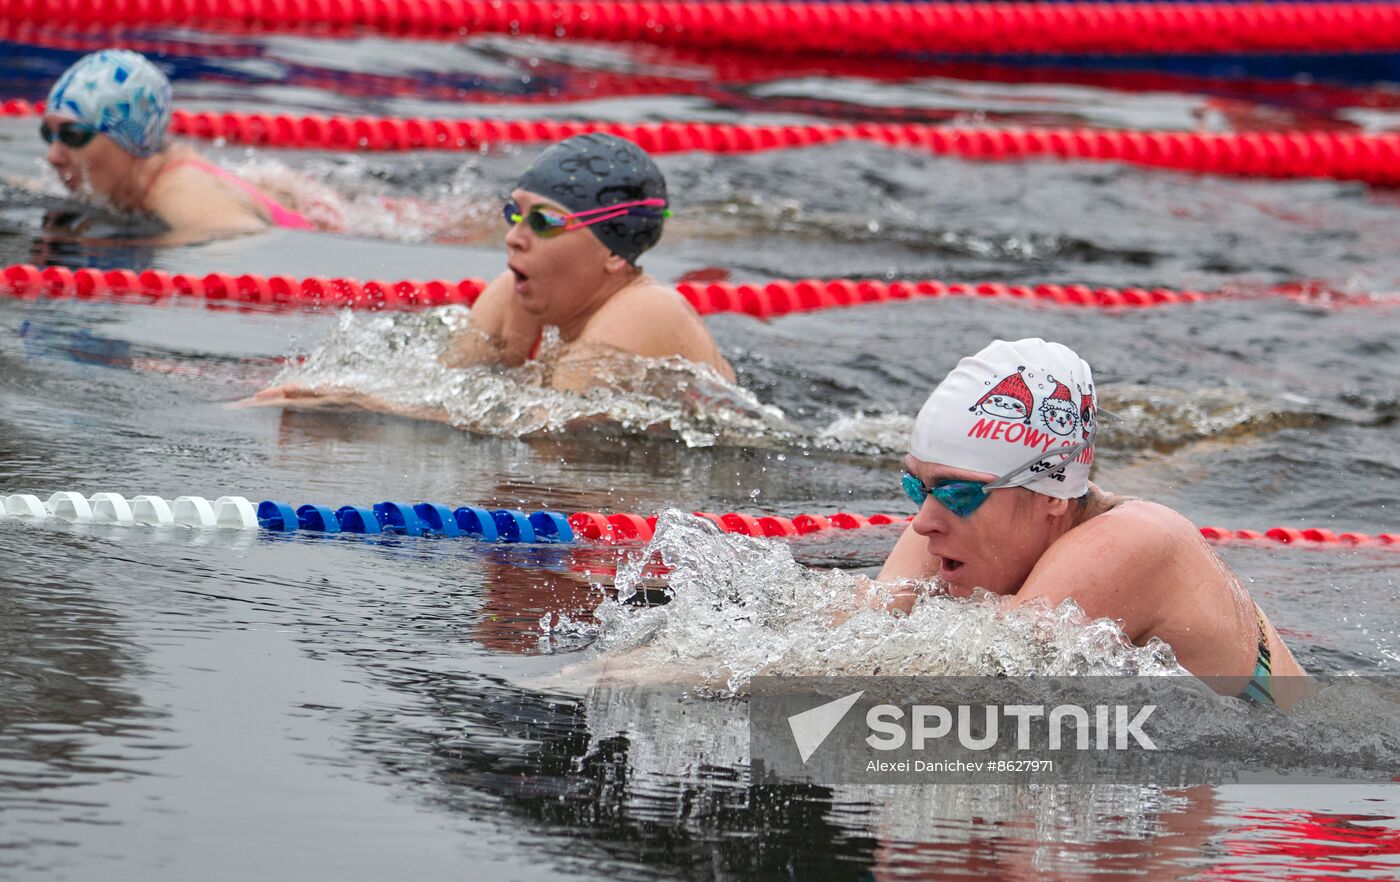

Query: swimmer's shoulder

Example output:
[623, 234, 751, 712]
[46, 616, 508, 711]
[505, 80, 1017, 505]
[1053, 496, 1211, 593]
[1070, 494, 1199, 550]
[145, 149, 267, 236]
[599, 276, 699, 320]
[584, 278, 704, 348]
[580, 276, 735, 381]
[1092, 497, 1203, 544]
[1020, 496, 1192, 634]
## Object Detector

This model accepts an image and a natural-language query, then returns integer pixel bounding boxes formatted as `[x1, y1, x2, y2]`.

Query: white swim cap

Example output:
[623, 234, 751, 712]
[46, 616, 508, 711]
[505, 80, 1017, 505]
[910, 338, 1097, 499]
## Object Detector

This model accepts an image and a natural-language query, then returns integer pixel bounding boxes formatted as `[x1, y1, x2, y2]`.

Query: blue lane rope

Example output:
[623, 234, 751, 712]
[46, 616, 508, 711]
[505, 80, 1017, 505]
[257, 500, 575, 544]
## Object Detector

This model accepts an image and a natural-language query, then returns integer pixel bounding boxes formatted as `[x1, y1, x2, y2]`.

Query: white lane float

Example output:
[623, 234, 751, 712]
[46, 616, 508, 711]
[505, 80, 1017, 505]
[0, 491, 259, 530]
[4, 493, 46, 518]
[89, 492, 135, 525]
[46, 491, 93, 522]
[131, 495, 175, 525]
[214, 496, 258, 529]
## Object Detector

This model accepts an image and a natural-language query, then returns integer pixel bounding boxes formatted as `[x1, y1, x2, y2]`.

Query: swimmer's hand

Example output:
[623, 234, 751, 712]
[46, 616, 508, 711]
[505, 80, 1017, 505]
[231, 384, 451, 423]
[230, 383, 365, 409]
[828, 575, 925, 626]
[42, 208, 96, 236]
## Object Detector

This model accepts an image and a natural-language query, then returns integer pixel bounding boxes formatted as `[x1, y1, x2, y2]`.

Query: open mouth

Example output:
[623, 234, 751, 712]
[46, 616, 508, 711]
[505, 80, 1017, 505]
[939, 557, 965, 575]
[509, 265, 530, 293]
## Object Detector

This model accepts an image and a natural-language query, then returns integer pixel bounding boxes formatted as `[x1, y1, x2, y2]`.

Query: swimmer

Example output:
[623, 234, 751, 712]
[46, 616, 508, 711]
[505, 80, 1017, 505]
[874, 338, 1306, 705]
[40, 49, 313, 244]
[251, 133, 733, 406]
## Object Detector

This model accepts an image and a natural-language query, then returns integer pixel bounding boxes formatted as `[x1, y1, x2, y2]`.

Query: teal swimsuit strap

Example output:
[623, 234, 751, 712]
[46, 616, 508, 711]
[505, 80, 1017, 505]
[1239, 604, 1275, 707]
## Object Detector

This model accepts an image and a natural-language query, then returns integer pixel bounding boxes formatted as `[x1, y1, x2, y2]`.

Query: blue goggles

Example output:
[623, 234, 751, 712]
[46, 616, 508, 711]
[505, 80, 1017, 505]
[901, 440, 1091, 518]
[901, 473, 996, 518]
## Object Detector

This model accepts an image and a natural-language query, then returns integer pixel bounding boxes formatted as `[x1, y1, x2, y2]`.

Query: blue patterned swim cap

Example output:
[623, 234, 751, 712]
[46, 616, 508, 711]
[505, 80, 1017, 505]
[46, 50, 172, 158]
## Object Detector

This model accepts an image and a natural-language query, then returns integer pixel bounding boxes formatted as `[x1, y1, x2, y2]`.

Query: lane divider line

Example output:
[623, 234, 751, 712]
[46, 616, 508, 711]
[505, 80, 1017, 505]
[6, 100, 1399, 186]
[3, 492, 1394, 549]
[4, 1, 1399, 56]
[6, 264, 1387, 318]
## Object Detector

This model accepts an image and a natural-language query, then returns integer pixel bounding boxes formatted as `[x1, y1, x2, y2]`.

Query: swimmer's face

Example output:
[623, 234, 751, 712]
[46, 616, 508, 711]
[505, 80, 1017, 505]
[904, 454, 1066, 597]
[44, 115, 133, 200]
[505, 189, 621, 324]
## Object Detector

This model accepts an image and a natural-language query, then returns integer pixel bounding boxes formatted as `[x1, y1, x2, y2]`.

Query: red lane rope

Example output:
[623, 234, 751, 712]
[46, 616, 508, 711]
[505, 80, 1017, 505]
[4, 264, 1390, 315]
[13, 22, 1400, 117]
[3, 1, 1399, 55]
[566, 510, 1398, 548]
[1, 263, 1225, 314]
[7, 101, 1397, 186]
[569, 510, 908, 543]
[1199, 526, 1399, 547]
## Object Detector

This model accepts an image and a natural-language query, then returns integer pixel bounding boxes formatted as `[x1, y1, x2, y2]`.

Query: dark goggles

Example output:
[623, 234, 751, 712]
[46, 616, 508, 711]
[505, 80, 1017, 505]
[40, 121, 98, 150]
[902, 439, 1091, 518]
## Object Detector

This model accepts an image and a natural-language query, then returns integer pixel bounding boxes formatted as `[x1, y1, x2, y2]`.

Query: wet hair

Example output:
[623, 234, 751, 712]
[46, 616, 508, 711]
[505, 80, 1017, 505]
[515, 133, 668, 266]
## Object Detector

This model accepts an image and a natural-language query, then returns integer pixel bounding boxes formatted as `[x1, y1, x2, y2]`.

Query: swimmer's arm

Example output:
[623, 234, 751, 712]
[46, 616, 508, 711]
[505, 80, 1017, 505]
[143, 191, 269, 246]
[440, 272, 541, 369]
[234, 384, 447, 422]
[878, 524, 941, 586]
[1011, 515, 1164, 640]
[828, 574, 926, 625]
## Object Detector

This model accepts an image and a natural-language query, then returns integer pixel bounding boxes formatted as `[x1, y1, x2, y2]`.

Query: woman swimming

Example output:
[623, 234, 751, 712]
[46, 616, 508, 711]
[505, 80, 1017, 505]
[252, 132, 734, 406]
[41, 49, 314, 244]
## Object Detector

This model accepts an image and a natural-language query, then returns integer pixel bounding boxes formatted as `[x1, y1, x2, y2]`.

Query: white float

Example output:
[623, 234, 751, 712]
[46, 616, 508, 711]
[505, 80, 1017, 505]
[89, 492, 135, 525]
[214, 496, 258, 530]
[172, 495, 217, 527]
[46, 491, 93, 522]
[4, 494, 46, 518]
[131, 495, 174, 526]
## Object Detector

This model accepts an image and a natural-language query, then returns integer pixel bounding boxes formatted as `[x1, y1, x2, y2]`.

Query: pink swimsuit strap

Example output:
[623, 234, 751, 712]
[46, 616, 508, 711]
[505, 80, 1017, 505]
[152, 157, 315, 230]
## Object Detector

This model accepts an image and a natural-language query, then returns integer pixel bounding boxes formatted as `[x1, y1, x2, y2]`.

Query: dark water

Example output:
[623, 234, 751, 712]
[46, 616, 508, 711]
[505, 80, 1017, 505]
[2, 27, 1399, 881]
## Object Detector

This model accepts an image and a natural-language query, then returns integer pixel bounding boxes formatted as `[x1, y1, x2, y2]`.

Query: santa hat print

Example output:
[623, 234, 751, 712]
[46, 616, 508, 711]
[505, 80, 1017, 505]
[1039, 375, 1080, 436]
[969, 366, 1035, 423]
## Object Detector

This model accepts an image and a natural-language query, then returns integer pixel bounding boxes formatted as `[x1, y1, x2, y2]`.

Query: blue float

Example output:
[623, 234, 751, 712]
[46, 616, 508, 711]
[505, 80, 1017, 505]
[413, 502, 462, 537]
[373, 501, 424, 536]
[529, 511, 574, 543]
[296, 504, 341, 533]
[453, 506, 500, 542]
[491, 509, 536, 543]
[335, 505, 382, 534]
[259, 498, 576, 544]
[257, 500, 299, 532]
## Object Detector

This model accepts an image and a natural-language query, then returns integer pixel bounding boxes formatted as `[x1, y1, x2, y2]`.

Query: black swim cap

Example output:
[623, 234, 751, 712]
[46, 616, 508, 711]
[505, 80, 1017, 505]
[515, 133, 668, 266]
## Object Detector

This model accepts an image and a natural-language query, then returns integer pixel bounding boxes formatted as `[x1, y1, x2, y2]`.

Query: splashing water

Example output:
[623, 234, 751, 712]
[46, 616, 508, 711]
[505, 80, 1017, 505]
[272, 307, 795, 447]
[269, 303, 1333, 455]
[586, 510, 1187, 696]
[569, 511, 1400, 779]
[231, 155, 502, 243]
